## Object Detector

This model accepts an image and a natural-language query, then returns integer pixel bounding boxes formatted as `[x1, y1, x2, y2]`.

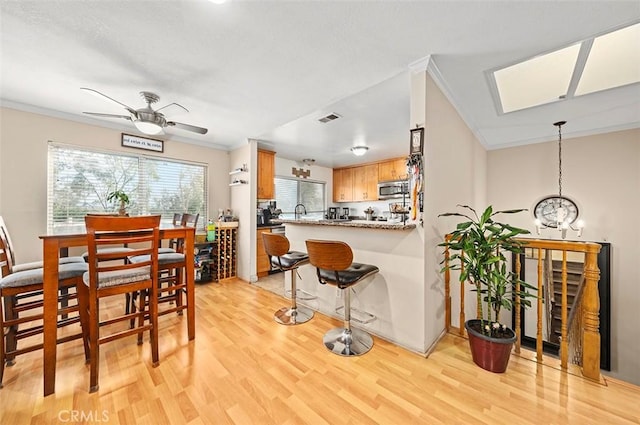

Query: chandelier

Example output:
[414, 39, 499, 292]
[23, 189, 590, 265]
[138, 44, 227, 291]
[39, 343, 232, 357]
[533, 121, 584, 239]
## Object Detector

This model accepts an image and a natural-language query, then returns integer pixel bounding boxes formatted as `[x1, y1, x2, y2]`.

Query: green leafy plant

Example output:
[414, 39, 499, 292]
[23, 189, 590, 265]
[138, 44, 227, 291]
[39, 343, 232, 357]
[439, 205, 535, 337]
[106, 190, 130, 215]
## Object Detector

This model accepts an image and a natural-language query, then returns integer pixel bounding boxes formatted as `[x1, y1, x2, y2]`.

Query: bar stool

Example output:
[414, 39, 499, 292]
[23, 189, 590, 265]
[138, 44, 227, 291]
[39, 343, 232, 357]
[262, 233, 313, 325]
[305, 239, 379, 356]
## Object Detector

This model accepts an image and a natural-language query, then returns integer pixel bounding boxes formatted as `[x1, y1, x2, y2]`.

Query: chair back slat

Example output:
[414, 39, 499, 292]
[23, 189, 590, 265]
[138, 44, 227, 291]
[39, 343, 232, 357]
[0, 216, 17, 276]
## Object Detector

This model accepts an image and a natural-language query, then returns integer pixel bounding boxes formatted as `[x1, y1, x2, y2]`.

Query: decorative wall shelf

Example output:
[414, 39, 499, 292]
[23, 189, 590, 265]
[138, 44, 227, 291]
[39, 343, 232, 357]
[229, 180, 248, 186]
[229, 165, 248, 175]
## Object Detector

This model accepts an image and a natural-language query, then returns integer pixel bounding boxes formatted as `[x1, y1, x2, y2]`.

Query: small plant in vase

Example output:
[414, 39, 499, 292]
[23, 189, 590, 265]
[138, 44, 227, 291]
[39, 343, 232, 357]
[439, 205, 534, 372]
[106, 190, 130, 216]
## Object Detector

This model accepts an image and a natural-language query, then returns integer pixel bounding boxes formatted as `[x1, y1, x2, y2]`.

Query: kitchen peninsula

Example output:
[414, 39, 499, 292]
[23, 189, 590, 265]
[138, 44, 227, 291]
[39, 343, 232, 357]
[275, 219, 426, 353]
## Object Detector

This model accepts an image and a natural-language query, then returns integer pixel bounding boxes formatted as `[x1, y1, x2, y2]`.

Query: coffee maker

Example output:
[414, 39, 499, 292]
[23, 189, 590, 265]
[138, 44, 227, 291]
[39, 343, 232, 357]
[327, 207, 338, 219]
[341, 207, 350, 219]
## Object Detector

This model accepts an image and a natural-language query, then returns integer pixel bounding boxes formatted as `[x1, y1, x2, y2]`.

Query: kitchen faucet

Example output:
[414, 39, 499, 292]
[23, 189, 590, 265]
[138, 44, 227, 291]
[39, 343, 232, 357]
[294, 203, 307, 219]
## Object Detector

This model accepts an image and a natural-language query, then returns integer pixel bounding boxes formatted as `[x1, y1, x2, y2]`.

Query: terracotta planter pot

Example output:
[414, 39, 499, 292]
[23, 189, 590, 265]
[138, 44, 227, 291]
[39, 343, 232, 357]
[465, 319, 516, 373]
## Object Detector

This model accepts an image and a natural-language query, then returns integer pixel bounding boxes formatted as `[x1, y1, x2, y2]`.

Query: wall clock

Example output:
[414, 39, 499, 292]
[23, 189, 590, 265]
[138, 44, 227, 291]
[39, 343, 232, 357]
[533, 196, 579, 228]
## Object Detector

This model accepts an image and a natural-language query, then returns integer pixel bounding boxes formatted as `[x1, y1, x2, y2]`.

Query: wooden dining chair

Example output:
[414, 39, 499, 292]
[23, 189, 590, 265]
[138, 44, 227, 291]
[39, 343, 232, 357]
[158, 213, 183, 254]
[0, 217, 87, 388]
[128, 213, 198, 323]
[78, 215, 161, 392]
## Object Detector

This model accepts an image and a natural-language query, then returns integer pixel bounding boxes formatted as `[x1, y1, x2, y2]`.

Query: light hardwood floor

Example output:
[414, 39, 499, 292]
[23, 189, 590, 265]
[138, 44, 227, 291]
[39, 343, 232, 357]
[1, 277, 639, 424]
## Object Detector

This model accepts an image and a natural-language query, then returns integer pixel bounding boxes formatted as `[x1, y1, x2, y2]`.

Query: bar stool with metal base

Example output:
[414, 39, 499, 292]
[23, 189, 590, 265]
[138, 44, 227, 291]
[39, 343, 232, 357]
[305, 239, 379, 356]
[262, 233, 314, 325]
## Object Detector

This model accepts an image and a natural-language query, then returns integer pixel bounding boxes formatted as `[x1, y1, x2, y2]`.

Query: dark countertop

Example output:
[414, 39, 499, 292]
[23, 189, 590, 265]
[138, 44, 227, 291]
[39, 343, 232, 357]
[272, 219, 416, 231]
[256, 223, 285, 229]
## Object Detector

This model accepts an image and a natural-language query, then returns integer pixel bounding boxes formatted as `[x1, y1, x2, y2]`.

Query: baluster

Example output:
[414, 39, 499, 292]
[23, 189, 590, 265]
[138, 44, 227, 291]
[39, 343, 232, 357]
[537, 247, 544, 362]
[582, 246, 601, 380]
[444, 240, 450, 332]
[515, 252, 522, 354]
[561, 250, 568, 369]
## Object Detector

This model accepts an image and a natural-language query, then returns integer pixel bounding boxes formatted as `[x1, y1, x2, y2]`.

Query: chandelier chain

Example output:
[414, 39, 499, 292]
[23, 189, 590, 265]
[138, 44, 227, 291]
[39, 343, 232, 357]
[558, 122, 562, 199]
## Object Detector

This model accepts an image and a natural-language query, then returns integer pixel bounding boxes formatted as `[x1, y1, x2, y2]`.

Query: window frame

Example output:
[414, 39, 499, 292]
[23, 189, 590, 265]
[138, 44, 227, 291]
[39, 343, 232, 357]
[47, 142, 208, 231]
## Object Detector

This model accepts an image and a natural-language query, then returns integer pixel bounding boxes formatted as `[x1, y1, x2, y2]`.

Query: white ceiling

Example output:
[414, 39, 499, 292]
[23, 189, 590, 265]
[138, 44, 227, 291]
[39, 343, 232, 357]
[1, 1, 638, 168]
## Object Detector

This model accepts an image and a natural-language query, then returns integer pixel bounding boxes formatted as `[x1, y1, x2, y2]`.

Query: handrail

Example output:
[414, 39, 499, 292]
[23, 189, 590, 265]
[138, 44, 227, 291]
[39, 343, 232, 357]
[443, 236, 602, 381]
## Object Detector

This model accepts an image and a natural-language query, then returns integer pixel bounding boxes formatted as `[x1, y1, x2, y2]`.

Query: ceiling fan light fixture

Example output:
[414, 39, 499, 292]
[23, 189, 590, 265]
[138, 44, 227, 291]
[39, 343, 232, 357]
[133, 120, 164, 135]
[351, 146, 369, 156]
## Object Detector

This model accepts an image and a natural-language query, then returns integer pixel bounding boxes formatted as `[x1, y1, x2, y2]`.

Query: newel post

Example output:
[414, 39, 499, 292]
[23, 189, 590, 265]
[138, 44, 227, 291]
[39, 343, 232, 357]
[582, 244, 602, 380]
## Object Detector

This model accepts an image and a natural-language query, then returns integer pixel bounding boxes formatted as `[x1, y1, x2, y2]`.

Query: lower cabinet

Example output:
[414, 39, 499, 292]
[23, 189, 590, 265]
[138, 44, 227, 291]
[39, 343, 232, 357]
[257, 227, 271, 277]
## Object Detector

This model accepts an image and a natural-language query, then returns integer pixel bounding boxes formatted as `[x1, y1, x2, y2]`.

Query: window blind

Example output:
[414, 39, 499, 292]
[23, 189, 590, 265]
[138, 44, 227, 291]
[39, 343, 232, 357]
[47, 143, 207, 231]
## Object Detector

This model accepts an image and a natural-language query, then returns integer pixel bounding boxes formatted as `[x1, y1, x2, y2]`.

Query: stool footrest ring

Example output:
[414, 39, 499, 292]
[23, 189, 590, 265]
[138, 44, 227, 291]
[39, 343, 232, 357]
[284, 288, 317, 301]
[335, 305, 376, 324]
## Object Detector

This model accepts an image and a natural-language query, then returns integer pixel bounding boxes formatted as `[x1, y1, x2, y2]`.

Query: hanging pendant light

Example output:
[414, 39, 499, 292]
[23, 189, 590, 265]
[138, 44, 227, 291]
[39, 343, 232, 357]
[533, 121, 584, 239]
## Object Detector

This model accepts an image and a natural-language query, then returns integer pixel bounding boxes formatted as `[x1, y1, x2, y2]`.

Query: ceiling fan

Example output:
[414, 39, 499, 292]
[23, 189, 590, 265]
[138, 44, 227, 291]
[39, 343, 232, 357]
[81, 87, 208, 135]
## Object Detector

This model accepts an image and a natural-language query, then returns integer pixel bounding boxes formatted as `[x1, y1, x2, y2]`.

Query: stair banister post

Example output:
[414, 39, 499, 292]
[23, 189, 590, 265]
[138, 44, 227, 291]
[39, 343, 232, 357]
[582, 244, 602, 380]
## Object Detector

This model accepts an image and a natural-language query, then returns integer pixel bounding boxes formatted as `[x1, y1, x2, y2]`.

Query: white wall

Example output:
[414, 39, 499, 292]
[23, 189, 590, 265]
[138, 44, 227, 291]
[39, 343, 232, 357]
[487, 128, 640, 385]
[420, 68, 488, 352]
[229, 141, 254, 282]
[0, 107, 230, 263]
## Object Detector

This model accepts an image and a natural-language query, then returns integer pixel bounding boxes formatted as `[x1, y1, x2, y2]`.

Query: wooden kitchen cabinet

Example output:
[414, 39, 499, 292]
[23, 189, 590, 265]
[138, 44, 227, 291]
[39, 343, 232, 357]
[257, 149, 275, 200]
[352, 164, 378, 201]
[378, 157, 407, 182]
[256, 227, 271, 277]
[333, 167, 353, 203]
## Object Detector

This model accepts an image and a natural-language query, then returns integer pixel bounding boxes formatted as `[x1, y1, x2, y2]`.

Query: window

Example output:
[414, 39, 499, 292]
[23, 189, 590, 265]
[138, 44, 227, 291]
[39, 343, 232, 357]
[47, 143, 207, 231]
[274, 177, 325, 219]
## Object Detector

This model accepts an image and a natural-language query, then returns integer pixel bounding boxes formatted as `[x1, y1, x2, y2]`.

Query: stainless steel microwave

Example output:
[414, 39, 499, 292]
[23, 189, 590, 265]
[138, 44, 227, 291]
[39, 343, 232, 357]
[377, 180, 409, 200]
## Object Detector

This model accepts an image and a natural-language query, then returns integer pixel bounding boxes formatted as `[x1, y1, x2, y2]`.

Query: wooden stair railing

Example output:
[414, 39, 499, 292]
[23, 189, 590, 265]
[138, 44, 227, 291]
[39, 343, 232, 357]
[443, 237, 602, 381]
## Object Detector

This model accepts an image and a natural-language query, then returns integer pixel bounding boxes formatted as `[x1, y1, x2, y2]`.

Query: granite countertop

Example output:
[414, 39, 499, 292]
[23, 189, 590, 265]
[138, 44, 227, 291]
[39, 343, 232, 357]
[273, 219, 417, 230]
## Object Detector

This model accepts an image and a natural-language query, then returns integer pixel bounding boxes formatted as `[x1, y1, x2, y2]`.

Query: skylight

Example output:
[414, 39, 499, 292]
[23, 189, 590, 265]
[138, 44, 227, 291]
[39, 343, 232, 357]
[491, 22, 640, 114]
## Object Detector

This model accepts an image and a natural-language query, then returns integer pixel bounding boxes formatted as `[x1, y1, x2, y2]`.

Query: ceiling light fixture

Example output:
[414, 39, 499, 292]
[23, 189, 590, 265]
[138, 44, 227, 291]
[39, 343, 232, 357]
[350, 146, 369, 156]
[533, 120, 584, 239]
[302, 158, 315, 166]
[133, 119, 164, 135]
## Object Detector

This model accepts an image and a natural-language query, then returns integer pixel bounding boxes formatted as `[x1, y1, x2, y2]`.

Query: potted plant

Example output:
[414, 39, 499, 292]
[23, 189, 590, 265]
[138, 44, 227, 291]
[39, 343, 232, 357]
[106, 190, 130, 216]
[439, 205, 533, 373]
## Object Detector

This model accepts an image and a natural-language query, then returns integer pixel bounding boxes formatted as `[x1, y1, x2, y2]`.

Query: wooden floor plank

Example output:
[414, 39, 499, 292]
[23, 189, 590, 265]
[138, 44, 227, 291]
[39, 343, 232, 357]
[1, 277, 639, 425]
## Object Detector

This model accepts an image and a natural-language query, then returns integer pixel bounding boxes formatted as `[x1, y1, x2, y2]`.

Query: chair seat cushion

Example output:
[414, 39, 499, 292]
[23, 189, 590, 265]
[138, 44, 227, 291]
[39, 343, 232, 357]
[1, 262, 89, 289]
[83, 266, 151, 289]
[316, 263, 379, 289]
[128, 252, 185, 265]
[158, 247, 177, 254]
[12, 256, 86, 273]
[81, 247, 135, 261]
[269, 251, 309, 271]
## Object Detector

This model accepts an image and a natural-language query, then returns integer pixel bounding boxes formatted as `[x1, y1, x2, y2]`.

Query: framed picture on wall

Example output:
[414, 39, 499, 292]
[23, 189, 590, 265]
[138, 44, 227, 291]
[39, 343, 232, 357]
[410, 127, 424, 155]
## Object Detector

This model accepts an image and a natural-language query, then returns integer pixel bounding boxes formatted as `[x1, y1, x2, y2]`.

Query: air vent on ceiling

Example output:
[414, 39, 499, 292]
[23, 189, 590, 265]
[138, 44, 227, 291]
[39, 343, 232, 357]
[318, 113, 341, 123]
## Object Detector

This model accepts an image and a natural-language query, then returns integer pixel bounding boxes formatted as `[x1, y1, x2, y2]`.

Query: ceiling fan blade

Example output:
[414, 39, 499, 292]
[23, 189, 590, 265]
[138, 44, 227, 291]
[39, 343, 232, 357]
[83, 112, 132, 121]
[155, 102, 189, 114]
[166, 121, 208, 134]
[80, 87, 137, 115]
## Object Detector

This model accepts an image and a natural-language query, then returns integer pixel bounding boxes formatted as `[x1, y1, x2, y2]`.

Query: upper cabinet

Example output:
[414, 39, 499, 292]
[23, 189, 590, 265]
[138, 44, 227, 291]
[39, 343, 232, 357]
[257, 149, 275, 200]
[378, 157, 407, 182]
[352, 164, 378, 201]
[333, 156, 408, 203]
[333, 168, 353, 203]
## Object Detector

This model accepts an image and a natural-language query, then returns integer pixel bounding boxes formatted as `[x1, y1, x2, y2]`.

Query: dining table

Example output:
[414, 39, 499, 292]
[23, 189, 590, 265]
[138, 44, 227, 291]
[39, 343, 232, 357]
[40, 224, 196, 396]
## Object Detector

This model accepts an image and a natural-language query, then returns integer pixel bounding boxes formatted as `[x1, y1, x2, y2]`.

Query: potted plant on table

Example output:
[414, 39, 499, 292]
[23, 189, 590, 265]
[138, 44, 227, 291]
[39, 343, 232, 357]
[106, 190, 130, 216]
[439, 205, 534, 373]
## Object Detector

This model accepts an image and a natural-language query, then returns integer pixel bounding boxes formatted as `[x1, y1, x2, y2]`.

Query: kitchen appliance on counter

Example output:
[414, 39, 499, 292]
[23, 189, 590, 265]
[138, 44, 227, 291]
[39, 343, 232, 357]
[327, 207, 339, 219]
[342, 207, 350, 219]
[377, 180, 409, 200]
